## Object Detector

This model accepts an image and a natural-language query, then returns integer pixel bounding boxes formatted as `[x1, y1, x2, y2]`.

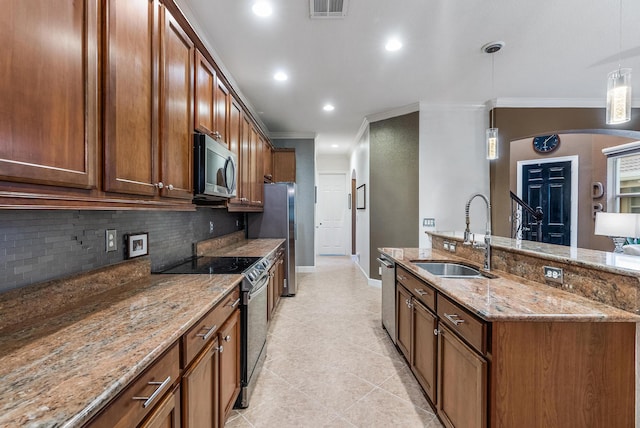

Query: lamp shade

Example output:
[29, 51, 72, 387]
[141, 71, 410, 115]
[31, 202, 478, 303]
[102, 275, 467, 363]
[486, 128, 498, 160]
[606, 68, 632, 125]
[594, 212, 640, 237]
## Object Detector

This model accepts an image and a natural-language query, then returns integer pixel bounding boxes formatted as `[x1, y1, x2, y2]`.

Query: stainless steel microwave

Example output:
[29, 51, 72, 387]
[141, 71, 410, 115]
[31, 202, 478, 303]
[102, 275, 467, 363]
[193, 133, 237, 201]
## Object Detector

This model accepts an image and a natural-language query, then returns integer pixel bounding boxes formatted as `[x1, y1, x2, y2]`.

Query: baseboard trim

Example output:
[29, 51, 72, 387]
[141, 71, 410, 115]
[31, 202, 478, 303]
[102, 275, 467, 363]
[297, 266, 315, 273]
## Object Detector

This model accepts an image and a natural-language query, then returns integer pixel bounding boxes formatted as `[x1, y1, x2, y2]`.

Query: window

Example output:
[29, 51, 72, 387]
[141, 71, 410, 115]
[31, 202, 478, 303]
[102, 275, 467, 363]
[605, 141, 640, 213]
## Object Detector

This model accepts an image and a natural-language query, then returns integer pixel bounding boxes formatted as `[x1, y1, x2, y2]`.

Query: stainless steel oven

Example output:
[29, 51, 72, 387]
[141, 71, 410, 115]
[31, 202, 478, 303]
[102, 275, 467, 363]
[238, 271, 268, 408]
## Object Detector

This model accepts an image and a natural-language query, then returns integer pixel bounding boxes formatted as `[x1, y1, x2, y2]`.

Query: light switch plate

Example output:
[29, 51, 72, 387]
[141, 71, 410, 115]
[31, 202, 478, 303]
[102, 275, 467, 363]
[106, 229, 117, 252]
[423, 218, 436, 228]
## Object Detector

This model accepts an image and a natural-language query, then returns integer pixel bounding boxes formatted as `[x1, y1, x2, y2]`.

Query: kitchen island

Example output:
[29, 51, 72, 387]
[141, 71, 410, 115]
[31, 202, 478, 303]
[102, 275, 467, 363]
[0, 237, 283, 427]
[380, 241, 640, 428]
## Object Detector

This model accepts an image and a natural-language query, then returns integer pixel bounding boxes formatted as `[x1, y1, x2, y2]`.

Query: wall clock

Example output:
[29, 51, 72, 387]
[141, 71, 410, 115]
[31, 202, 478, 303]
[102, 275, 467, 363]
[532, 134, 560, 153]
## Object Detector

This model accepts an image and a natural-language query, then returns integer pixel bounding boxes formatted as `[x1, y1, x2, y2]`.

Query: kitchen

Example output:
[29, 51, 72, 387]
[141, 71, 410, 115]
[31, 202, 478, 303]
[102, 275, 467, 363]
[3, 0, 640, 427]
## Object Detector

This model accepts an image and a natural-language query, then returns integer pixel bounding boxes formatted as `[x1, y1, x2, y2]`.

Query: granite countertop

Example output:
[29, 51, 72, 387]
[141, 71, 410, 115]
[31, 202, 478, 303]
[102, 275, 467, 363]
[430, 231, 640, 276]
[379, 247, 640, 323]
[198, 238, 285, 258]
[0, 238, 283, 427]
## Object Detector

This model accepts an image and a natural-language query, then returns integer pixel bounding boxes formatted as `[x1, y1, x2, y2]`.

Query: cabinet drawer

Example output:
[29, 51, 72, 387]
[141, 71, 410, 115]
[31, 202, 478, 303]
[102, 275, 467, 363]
[182, 287, 240, 367]
[397, 266, 435, 311]
[88, 342, 180, 428]
[437, 295, 488, 355]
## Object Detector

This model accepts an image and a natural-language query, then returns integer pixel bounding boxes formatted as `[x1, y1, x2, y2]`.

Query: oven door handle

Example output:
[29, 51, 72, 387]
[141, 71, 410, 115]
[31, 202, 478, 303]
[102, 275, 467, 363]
[248, 275, 269, 300]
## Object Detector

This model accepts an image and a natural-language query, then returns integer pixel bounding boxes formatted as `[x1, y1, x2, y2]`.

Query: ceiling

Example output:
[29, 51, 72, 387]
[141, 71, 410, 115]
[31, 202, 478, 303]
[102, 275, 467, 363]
[177, 0, 640, 154]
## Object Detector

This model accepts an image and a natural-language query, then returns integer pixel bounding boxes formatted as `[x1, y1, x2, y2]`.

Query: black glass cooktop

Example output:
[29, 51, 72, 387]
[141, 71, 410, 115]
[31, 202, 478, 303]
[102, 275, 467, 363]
[156, 256, 261, 275]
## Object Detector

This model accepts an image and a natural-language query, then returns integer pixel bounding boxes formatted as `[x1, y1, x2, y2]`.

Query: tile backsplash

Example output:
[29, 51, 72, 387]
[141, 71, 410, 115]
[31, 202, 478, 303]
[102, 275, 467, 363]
[0, 208, 244, 293]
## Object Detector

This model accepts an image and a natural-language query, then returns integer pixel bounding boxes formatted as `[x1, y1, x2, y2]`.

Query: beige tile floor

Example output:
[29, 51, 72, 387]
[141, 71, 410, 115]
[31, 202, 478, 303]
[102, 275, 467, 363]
[227, 256, 444, 428]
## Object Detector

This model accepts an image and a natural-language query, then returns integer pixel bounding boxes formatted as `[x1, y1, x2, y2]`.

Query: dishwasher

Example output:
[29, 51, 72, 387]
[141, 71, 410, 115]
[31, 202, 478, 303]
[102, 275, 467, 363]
[377, 255, 396, 343]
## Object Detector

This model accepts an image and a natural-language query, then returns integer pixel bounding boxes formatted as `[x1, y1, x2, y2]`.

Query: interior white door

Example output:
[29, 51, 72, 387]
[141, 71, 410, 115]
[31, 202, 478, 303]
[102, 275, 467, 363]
[317, 173, 348, 255]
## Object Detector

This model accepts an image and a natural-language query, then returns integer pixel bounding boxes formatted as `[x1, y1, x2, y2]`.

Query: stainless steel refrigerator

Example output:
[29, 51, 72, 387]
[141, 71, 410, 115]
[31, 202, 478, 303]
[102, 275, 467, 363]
[247, 182, 297, 295]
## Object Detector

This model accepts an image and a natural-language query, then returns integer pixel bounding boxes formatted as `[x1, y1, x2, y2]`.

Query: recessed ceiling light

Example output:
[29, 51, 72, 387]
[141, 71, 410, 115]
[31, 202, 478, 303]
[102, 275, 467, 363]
[331, 144, 339, 148]
[323, 104, 335, 112]
[252, 1, 272, 17]
[273, 71, 288, 81]
[385, 38, 402, 52]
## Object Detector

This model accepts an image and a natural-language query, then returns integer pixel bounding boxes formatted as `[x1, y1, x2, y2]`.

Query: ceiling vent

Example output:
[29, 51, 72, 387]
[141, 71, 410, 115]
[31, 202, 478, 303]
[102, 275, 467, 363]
[310, 0, 348, 19]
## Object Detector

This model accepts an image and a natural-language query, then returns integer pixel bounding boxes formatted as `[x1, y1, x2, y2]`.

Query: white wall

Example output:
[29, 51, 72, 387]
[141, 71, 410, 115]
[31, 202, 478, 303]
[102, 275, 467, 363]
[350, 126, 371, 277]
[419, 104, 489, 248]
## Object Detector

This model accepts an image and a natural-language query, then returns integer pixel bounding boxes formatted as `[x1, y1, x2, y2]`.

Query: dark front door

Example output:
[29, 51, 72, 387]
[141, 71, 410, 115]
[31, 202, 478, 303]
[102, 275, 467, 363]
[521, 161, 571, 246]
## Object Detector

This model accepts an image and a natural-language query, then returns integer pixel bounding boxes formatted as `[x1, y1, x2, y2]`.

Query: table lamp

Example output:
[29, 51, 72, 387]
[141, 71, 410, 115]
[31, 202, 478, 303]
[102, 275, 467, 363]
[594, 212, 640, 253]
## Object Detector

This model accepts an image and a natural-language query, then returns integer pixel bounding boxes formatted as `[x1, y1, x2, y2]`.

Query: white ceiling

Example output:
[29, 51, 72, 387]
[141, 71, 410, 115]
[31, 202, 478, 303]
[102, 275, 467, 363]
[177, 0, 640, 154]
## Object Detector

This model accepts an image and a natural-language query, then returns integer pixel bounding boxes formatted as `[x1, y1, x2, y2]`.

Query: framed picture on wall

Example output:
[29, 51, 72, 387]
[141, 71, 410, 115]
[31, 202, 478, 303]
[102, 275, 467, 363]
[356, 184, 366, 209]
[126, 233, 149, 259]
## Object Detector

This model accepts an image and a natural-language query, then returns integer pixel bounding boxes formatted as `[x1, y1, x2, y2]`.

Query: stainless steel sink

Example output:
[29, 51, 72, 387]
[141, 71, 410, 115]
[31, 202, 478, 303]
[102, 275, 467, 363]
[412, 261, 489, 279]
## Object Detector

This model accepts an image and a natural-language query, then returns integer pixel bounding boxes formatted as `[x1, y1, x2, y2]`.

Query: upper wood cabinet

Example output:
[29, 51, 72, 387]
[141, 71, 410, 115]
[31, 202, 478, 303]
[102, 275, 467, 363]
[194, 49, 216, 137]
[251, 130, 264, 206]
[227, 97, 244, 206]
[262, 139, 273, 182]
[0, 0, 99, 189]
[104, 0, 158, 196]
[194, 49, 228, 147]
[272, 149, 296, 183]
[103, 1, 193, 200]
[158, 7, 194, 200]
[213, 78, 229, 146]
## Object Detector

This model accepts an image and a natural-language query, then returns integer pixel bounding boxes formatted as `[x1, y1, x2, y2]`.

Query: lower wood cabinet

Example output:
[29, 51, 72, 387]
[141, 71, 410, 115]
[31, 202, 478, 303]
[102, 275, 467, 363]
[437, 324, 487, 428]
[139, 384, 181, 428]
[182, 337, 220, 428]
[393, 262, 637, 428]
[412, 299, 438, 404]
[218, 310, 241, 424]
[396, 285, 412, 360]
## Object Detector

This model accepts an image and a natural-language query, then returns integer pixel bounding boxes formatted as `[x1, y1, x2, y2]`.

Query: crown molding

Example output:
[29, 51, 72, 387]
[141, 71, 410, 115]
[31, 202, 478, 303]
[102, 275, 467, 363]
[419, 102, 485, 111]
[365, 102, 420, 123]
[269, 132, 317, 140]
[489, 97, 615, 108]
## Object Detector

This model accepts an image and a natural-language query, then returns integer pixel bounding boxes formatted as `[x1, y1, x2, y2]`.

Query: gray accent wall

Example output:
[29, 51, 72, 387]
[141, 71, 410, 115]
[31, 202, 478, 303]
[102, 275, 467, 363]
[272, 138, 315, 267]
[0, 208, 244, 293]
[370, 112, 420, 279]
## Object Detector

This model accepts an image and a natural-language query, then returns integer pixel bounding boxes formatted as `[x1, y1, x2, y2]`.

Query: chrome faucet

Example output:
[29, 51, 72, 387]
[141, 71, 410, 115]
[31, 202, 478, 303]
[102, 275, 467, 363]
[463, 193, 492, 271]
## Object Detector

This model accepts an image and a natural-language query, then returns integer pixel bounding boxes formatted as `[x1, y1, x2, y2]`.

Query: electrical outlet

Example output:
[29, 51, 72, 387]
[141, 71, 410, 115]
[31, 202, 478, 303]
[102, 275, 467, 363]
[543, 266, 563, 284]
[423, 218, 436, 228]
[106, 229, 117, 252]
[209, 221, 214, 234]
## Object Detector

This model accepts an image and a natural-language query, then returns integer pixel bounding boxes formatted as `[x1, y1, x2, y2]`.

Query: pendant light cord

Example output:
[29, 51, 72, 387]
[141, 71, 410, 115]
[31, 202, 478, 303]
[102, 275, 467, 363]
[491, 53, 495, 127]
[618, 0, 623, 70]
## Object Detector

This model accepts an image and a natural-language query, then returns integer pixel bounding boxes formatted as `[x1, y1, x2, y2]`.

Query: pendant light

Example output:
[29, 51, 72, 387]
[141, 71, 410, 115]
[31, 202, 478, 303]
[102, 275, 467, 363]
[483, 41, 504, 160]
[606, 0, 632, 124]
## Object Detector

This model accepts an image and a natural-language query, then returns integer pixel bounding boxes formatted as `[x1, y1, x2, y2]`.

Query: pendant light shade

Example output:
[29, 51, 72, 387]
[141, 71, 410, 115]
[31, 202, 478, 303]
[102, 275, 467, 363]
[606, 68, 632, 124]
[486, 127, 499, 160]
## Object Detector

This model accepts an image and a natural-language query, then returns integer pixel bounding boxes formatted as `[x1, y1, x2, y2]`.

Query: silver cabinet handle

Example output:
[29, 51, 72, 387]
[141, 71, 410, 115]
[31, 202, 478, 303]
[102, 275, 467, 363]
[240, 197, 249, 202]
[196, 324, 218, 341]
[167, 184, 174, 191]
[218, 345, 224, 353]
[444, 313, 465, 326]
[154, 182, 164, 189]
[414, 288, 429, 296]
[225, 298, 240, 308]
[132, 376, 171, 408]
[434, 328, 441, 336]
[397, 275, 406, 281]
[223, 335, 231, 342]
[405, 298, 413, 308]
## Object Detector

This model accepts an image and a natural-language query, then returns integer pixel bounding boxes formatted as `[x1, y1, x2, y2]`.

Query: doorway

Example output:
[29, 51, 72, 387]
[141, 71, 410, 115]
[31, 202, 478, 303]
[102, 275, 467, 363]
[317, 173, 348, 255]
[517, 156, 578, 247]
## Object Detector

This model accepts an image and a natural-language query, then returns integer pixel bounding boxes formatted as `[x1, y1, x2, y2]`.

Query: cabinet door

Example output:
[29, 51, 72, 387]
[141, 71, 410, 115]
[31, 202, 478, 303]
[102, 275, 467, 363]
[104, 0, 158, 196]
[272, 149, 296, 183]
[437, 324, 487, 428]
[182, 338, 219, 428]
[194, 49, 215, 136]
[139, 385, 181, 428]
[159, 7, 194, 200]
[249, 128, 263, 206]
[227, 98, 243, 205]
[412, 300, 438, 404]
[239, 115, 252, 205]
[0, 0, 98, 189]
[213, 78, 229, 146]
[218, 310, 241, 426]
[263, 140, 273, 181]
[396, 285, 412, 361]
